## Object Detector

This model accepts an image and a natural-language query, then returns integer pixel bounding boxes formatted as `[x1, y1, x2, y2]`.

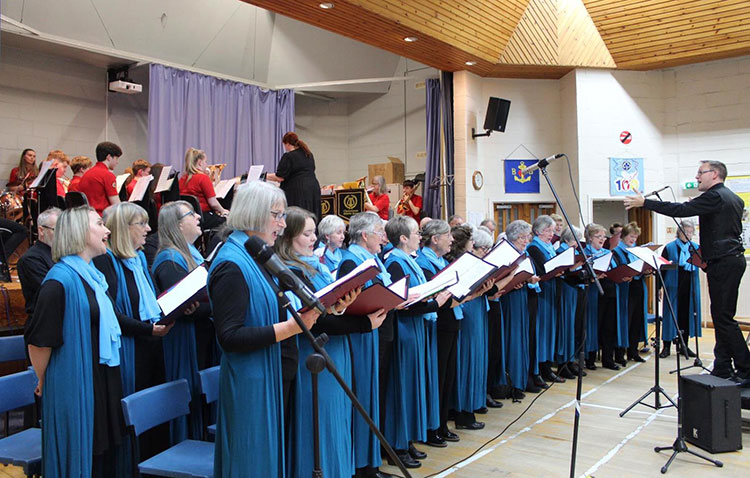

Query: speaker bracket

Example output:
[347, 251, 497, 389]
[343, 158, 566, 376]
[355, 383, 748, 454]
[471, 128, 492, 139]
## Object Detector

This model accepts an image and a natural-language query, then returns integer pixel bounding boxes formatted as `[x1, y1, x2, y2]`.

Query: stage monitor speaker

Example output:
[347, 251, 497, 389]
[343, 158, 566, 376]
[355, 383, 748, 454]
[681, 374, 742, 453]
[483, 97, 511, 132]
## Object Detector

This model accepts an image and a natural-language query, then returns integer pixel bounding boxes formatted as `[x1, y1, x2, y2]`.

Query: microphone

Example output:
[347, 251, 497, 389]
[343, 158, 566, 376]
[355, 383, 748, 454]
[245, 235, 326, 314]
[643, 186, 670, 198]
[524, 153, 564, 174]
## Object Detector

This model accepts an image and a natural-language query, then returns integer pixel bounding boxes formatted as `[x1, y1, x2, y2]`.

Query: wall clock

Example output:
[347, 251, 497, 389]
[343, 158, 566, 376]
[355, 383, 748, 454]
[472, 170, 484, 190]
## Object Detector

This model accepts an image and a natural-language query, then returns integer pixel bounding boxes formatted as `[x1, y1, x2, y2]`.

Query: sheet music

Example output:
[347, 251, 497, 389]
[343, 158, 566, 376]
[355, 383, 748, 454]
[483, 239, 521, 267]
[593, 251, 613, 272]
[514, 256, 534, 276]
[628, 246, 668, 270]
[214, 179, 236, 199]
[403, 270, 459, 307]
[128, 175, 153, 202]
[627, 259, 645, 273]
[314, 258, 379, 298]
[115, 173, 130, 193]
[157, 266, 208, 317]
[444, 252, 496, 299]
[543, 247, 574, 273]
[29, 160, 53, 189]
[247, 165, 264, 183]
[154, 165, 173, 193]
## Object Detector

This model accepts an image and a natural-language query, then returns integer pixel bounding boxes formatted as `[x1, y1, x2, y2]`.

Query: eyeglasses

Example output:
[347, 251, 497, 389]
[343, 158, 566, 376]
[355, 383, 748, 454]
[368, 229, 386, 237]
[179, 210, 196, 220]
[40, 225, 55, 232]
[130, 221, 149, 227]
[270, 210, 287, 221]
[696, 169, 715, 176]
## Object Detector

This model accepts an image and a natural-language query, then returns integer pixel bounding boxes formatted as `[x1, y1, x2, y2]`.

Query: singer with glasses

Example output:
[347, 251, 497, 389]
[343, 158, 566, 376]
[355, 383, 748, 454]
[625, 160, 749, 385]
[208, 182, 320, 478]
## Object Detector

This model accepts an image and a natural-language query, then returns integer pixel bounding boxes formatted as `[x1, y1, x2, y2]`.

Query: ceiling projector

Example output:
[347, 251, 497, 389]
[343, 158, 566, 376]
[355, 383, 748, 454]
[108, 80, 142, 94]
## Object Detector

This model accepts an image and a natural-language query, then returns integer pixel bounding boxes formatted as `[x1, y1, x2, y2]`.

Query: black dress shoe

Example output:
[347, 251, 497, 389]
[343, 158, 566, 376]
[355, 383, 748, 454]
[525, 381, 542, 393]
[558, 367, 576, 380]
[630, 355, 646, 363]
[491, 384, 512, 400]
[474, 406, 488, 414]
[369, 468, 399, 477]
[512, 388, 526, 400]
[486, 395, 503, 408]
[408, 442, 427, 460]
[455, 421, 485, 430]
[684, 347, 697, 358]
[387, 451, 421, 469]
[425, 430, 447, 447]
[659, 342, 671, 358]
[441, 429, 460, 442]
[532, 374, 548, 388]
[602, 362, 621, 371]
[585, 361, 597, 371]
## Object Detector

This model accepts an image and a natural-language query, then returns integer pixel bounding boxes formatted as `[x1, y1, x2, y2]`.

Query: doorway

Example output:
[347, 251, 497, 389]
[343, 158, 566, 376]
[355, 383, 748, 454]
[494, 202, 557, 235]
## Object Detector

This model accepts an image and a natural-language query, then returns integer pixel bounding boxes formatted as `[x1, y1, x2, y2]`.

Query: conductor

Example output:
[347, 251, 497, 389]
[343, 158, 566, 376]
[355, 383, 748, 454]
[624, 160, 749, 386]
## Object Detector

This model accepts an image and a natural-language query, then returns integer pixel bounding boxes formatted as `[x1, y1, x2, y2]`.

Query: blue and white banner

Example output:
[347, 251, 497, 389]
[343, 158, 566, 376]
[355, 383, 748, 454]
[504, 159, 540, 194]
[609, 157, 644, 196]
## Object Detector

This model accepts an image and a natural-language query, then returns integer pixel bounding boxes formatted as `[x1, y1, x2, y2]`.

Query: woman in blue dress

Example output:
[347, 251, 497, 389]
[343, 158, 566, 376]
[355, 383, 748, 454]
[315, 214, 346, 272]
[151, 200, 212, 443]
[556, 226, 586, 377]
[414, 220, 459, 447]
[526, 215, 562, 385]
[614, 222, 648, 363]
[208, 182, 321, 478]
[660, 219, 701, 357]
[25, 206, 166, 478]
[274, 206, 362, 478]
[500, 220, 541, 397]
[382, 215, 452, 468]
[335, 212, 389, 478]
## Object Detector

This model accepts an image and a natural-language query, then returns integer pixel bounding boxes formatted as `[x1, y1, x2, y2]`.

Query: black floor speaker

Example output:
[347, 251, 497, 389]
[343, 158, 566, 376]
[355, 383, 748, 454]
[681, 374, 742, 453]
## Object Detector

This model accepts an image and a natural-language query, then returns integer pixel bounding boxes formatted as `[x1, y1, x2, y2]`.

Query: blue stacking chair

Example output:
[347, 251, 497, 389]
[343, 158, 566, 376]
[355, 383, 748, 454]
[197, 366, 219, 441]
[0, 336, 29, 439]
[121, 378, 214, 478]
[0, 370, 41, 478]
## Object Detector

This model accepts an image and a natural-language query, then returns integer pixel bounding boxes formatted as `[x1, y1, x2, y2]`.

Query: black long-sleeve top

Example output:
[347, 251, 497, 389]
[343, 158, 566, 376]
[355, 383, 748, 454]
[338, 258, 395, 341]
[644, 182, 744, 262]
[18, 241, 55, 320]
[420, 261, 461, 332]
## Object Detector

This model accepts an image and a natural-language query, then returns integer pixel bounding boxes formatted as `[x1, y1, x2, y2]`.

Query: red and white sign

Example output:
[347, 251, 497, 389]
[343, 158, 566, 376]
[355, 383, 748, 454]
[620, 131, 632, 144]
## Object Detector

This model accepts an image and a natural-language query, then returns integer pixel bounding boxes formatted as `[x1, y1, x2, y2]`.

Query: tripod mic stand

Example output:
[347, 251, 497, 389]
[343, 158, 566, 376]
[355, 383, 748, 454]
[531, 156, 604, 478]
[267, 279, 412, 478]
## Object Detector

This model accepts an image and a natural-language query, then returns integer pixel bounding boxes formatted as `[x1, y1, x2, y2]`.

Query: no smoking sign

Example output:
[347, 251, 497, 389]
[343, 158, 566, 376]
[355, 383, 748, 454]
[620, 131, 632, 144]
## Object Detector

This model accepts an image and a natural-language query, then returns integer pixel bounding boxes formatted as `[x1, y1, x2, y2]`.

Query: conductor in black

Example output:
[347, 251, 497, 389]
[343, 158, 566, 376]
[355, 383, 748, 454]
[624, 160, 749, 384]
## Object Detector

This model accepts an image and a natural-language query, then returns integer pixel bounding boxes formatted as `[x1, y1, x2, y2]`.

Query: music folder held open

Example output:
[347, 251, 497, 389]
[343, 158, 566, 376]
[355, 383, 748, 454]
[300, 258, 381, 312]
[156, 265, 209, 325]
[440, 252, 497, 301]
[539, 247, 585, 281]
[605, 260, 645, 283]
[345, 276, 409, 316]
[483, 239, 525, 282]
[498, 256, 535, 295]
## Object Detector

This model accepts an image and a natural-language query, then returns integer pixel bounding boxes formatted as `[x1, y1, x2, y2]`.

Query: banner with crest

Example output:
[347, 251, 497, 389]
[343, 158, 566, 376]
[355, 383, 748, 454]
[504, 159, 540, 193]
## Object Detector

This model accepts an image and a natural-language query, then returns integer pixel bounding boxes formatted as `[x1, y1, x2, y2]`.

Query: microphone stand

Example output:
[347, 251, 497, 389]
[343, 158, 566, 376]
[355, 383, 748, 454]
[532, 156, 604, 478]
[264, 278, 412, 478]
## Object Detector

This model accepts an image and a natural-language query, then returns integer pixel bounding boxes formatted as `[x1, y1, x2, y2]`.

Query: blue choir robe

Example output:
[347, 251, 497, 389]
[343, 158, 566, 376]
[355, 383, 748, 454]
[455, 295, 489, 412]
[151, 246, 205, 443]
[612, 242, 647, 348]
[414, 247, 444, 431]
[583, 244, 612, 354]
[209, 231, 285, 478]
[383, 248, 429, 450]
[556, 243, 580, 364]
[286, 258, 354, 478]
[527, 237, 557, 364]
[338, 244, 391, 469]
[500, 287, 530, 390]
[661, 239, 702, 341]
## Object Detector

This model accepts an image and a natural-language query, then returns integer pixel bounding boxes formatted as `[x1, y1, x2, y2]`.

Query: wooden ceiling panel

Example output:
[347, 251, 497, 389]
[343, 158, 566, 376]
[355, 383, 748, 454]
[243, 0, 750, 79]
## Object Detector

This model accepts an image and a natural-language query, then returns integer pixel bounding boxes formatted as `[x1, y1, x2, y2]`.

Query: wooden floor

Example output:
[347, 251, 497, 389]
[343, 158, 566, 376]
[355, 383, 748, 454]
[2, 327, 748, 478]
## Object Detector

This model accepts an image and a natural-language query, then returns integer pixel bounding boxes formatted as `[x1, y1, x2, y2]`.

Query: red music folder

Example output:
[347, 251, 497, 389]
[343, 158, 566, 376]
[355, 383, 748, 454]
[605, 260, 645, 283]
[539, 247, 585, 281]
[308, 258, 381, 311]
[688, 248, 707, 270]
[498, 257, 534, 295]
[345, 277, 409, 316]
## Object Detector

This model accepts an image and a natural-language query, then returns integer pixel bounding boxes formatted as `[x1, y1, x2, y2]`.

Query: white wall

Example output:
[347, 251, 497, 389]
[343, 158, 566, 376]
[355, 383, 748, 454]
[0, 45, 146, 184]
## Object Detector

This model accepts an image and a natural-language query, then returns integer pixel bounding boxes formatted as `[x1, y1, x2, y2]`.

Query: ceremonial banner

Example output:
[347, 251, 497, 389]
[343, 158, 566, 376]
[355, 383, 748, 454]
[609, 157, 644, 196]
[335, 189, 365, 222]
[504, 159, 540, 194]
[320, 195, 335, 218]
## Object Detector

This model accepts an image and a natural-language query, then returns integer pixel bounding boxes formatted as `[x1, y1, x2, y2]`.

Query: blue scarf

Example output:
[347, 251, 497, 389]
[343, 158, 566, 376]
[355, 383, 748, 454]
[323, 246, 342, 272]
[347, 243, 392, 286]
[387, 247, 436, 320]
[615, 241, 638, 262]
[524, 250, 541, 293]
[61, 255, 121, 366]
[416, 246, 447, 275]
[530, 236, 556, 261]
[299, 254, 335, 291]
[677, 239, 697, 272]
[121, 253, 162, 323]
[584, 243, 609, 259]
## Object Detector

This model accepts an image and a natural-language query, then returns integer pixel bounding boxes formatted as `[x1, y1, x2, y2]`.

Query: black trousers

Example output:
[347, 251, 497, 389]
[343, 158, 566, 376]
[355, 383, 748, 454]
[527, 292, 539, 374]
[0, 218, 27, 262]
[627, 279, 645, 355]
[706, 254, 749, 378]
[574, 288, 587, 361]
[436, 328, 458, 432]
[598, 296, 618, 364]
[486, 300, 503, 391]
[378, 338, 393, 432]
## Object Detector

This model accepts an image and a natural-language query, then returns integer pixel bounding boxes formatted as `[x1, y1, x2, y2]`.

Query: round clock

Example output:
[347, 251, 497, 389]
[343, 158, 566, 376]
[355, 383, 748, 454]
[472, 170, 484, 190]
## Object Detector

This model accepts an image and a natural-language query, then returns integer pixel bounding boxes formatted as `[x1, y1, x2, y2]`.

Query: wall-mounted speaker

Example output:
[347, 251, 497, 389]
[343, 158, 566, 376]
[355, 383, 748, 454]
[483, 97, 511, 132]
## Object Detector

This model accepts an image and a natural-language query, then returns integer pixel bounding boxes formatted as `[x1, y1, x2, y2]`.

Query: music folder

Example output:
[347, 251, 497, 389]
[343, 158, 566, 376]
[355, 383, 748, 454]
[156, 265, 209, 325]
[592, 251, 613, 273]
[345, 276, 409, 316]
[153, 165, 174, 193]
[483, 239, 524, 282]
[128, 175, 154, 202]
[440, 252, 497, 302]
[605, 260, 645, 283]
[303, 258, 381, 311]
[498, 257, 534, 295]
[688, 247, 707, 270]
[539, 247, 584, 281]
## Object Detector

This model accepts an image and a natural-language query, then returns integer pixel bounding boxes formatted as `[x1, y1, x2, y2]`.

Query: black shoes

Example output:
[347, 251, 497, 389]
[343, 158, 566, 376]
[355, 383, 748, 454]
[511, 388, 526, 400]
[425, 429, 447, 447]
[486, 395, 503, 408]
[388, 451, 421, 469]
[408, 442, 426, 460]
[357, 466, 397, 478]
[474, 406, 488, 414]
[557, 366, 576, 380]
[659, 342, 671, 358]
[525, 381, 542, 393]
[585, 360, 597, 371]
[532, 374, 549, 388]
[455, 421, 485, 430]
[440, 429, 460, 442]
[602, 361, 621, 371]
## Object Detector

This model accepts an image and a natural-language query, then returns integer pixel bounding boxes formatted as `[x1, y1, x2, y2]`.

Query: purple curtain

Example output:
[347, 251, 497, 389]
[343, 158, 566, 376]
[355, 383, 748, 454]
[424, 79, 442, 219]
[148, 64, 295, 177]
[441, 71, 455, 218]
